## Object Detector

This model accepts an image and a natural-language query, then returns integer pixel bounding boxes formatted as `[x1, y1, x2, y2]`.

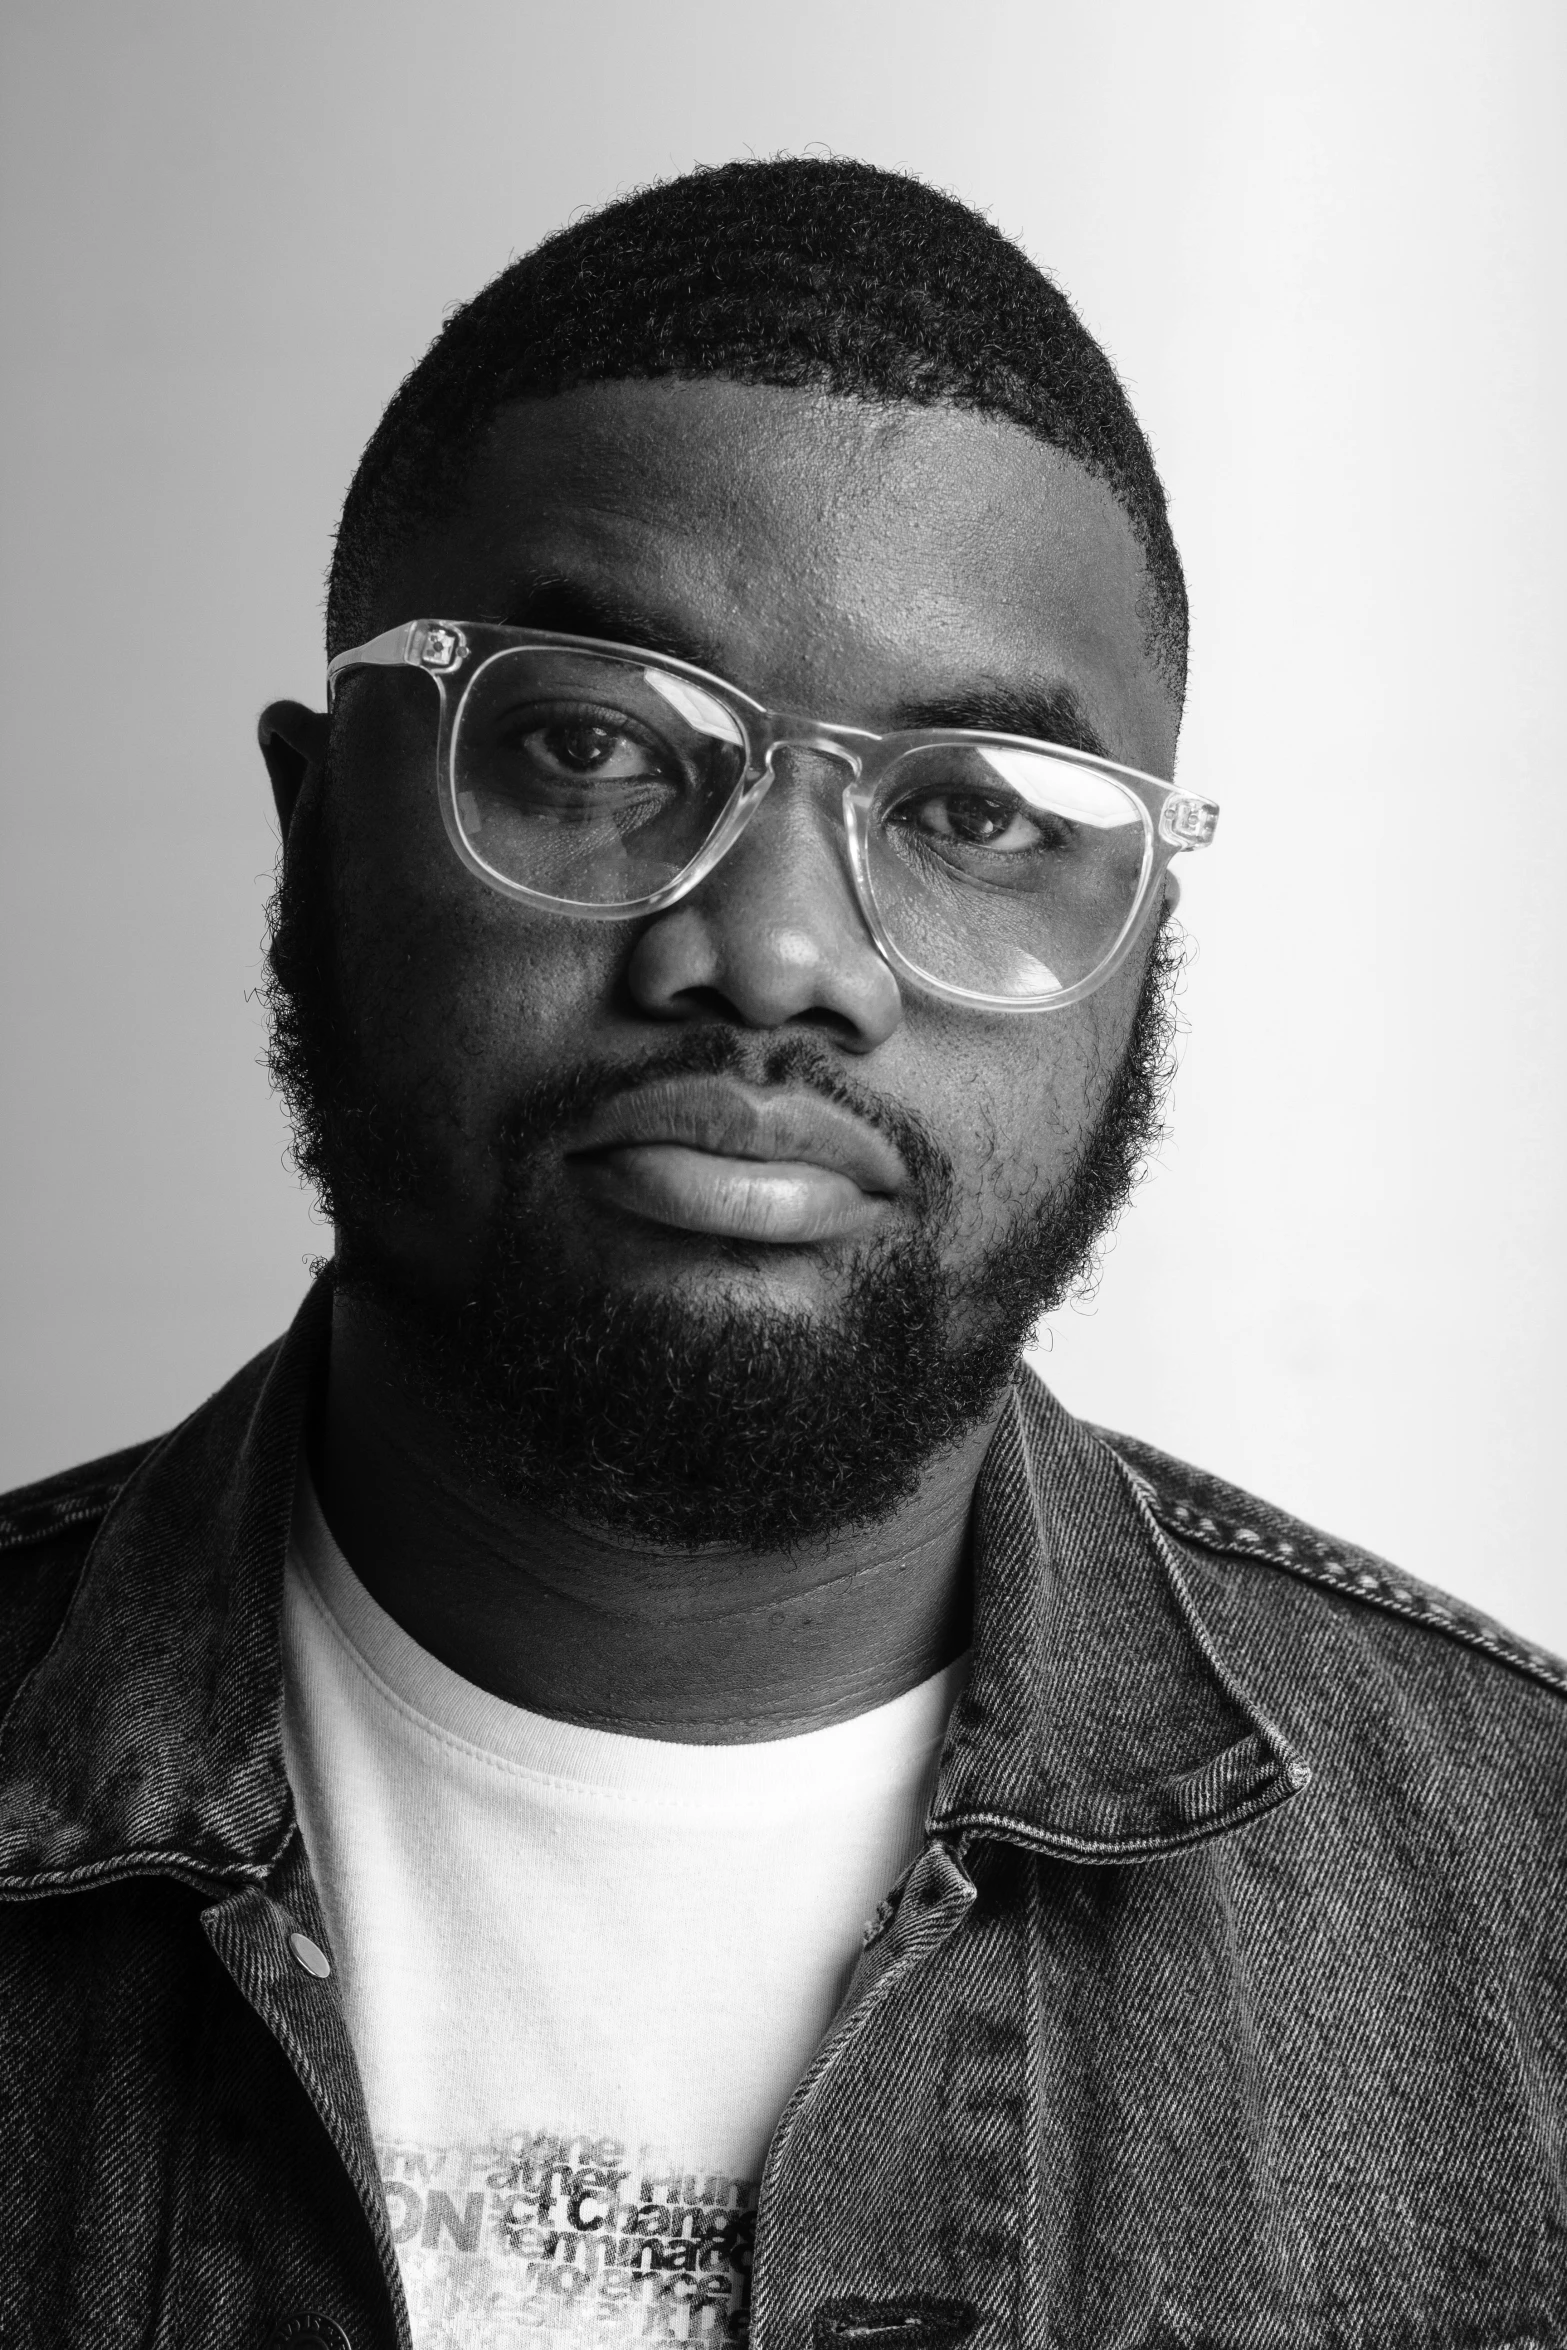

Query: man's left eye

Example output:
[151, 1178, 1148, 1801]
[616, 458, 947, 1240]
[906, 790, 1051, 852]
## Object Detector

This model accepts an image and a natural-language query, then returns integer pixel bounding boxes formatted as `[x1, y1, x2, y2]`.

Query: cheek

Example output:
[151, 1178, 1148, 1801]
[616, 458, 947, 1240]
[412, 919, 623, 1139]
[914, 986, 1131, 1242]
[330, 802, 623, 1144]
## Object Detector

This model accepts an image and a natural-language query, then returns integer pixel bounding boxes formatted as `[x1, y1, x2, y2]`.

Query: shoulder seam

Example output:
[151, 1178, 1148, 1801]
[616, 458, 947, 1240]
[0, 1441, 160, 1557]
[0, 1481, 124, 1556]
[1094, 1428, 1567, 1705]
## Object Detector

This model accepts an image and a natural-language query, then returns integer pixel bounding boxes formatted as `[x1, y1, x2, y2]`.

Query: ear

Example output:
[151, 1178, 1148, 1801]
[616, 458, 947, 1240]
[1163, 869, 1183, 915]
[259, 701, 330, 842]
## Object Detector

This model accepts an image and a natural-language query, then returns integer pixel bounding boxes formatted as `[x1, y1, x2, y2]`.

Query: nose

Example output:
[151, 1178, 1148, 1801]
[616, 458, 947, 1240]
[623, 751, 904, 1050]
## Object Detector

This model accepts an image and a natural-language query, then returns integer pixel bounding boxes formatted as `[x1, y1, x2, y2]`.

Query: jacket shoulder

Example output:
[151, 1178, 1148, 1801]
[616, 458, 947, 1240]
[0, 1439, 164, 1711]
[0, 1441, 160, 1558]
[1090, 1420, 1567, 1707]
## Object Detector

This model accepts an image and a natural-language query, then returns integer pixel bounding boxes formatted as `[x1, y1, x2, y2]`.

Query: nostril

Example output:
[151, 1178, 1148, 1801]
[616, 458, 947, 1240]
[660, 982, 737, 1025]
[622, 805, 905, 1047]
[653, 978, 868, 1047]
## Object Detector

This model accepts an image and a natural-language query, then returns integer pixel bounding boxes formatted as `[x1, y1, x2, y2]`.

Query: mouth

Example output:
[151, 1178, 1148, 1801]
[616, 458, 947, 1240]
[563, 1075, 910, 1245]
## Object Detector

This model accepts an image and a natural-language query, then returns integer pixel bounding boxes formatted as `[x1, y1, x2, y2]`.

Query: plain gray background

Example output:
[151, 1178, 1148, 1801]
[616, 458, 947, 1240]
[2, 0, 1563, 1647]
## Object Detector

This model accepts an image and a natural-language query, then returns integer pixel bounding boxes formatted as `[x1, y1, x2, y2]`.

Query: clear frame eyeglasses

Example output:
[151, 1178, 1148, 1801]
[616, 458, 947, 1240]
[327, 618, 1219, 1014]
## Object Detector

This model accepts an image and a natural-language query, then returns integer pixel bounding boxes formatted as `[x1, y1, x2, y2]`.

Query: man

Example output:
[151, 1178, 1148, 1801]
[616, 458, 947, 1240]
[2, 157, 1562, 2350]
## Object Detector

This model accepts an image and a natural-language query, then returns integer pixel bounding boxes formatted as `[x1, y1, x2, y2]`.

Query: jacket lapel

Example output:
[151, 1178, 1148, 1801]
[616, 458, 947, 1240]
[0, 1280, 331, 1891]
[931, 1373, 1308, 1860]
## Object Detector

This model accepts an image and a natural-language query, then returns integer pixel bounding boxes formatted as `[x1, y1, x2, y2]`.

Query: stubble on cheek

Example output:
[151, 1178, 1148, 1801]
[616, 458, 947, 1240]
[327, 833, 618, 1262]
[930, 988, 1113, 1252]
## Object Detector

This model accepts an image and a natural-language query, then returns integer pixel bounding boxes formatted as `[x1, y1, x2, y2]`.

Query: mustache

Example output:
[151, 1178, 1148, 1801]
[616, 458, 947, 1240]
[493, 1027, 957, 1219]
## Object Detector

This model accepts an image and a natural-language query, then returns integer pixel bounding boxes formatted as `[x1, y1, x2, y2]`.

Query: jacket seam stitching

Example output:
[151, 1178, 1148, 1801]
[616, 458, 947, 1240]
[0, 1848, 282, 1898]
[1213, 1546, 1567, 1698]
[752, 1872, 976, 2338]
[929, 1775, 1297, 1860]
[0, 1489, 122, 1554]
[1101, 1449, 1567, 1703]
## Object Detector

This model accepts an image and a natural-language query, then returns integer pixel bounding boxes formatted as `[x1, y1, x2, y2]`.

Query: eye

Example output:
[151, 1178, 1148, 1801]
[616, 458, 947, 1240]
[522, 717, 672, 783]
[899, 789, 1064, 854]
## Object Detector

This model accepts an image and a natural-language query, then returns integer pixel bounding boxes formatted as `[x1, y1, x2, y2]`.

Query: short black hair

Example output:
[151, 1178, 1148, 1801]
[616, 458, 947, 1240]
[327, 156, 1188, 697]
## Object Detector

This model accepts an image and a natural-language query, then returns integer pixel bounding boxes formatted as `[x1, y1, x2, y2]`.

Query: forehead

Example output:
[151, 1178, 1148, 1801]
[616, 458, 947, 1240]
[375, 378, 1177, 772]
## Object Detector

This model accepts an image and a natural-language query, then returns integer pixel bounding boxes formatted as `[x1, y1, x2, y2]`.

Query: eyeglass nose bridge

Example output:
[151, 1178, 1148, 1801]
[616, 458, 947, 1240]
[748, 715, 870, 785]
[740, 718, 874, 832]
[701, 722, 881, 941]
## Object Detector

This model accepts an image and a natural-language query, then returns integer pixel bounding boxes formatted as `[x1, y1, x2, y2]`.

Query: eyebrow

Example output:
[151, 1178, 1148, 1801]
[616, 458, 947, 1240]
[487, 577, 1111, 759]
[890, 682, 1111, 761]
[490, 577, 730, 675]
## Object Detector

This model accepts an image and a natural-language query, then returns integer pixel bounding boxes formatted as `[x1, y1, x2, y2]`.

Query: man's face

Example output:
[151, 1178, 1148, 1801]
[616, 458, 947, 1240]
[273, 378, 1181, 1545]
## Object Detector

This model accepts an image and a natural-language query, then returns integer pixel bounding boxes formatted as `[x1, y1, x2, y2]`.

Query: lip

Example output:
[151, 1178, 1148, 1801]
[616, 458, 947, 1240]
[563, 1076, 909, 1243]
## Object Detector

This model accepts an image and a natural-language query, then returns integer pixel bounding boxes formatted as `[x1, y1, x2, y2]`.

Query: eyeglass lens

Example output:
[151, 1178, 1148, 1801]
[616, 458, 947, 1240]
[864, 743, 1149, 999]
[452, 647, 751, 906]
[448, 647, 1151, 998]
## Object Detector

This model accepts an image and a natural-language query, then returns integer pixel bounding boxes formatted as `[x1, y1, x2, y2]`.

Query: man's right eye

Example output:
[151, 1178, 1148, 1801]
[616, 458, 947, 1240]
[525, 719, 668, 782]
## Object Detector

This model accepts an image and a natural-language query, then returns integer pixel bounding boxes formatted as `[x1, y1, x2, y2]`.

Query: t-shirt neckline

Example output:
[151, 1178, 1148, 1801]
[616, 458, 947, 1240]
[289, 1464, 970, 1805]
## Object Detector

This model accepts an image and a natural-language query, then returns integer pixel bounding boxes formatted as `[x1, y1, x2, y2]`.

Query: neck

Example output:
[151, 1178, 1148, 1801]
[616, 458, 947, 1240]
[310, 1292, 999, 1742]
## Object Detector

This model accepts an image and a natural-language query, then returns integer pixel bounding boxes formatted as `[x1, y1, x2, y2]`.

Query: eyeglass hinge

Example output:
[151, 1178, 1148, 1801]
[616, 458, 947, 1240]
[1160, 793, 1219, 849]
[411, 621, 469, 672]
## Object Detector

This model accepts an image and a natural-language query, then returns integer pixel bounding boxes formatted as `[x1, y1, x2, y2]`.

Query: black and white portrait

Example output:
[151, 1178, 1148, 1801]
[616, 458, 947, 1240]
[2, 6, 1563, 2345]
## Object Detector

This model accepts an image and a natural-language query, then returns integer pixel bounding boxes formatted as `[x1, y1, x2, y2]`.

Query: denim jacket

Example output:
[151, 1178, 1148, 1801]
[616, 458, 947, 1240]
[2, 1277, 1564, 2350]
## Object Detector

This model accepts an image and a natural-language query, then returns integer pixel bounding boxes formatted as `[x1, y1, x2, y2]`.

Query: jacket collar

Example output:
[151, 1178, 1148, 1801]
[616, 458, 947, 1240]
[0, 1282, 326, 1893]
[930, 1375, 1305, 1858]
[0, 1281, 1305, 1893]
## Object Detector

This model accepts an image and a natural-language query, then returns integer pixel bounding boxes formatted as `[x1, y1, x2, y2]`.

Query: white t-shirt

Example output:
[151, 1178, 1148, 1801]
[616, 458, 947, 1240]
[281, 1469, 966, 2350]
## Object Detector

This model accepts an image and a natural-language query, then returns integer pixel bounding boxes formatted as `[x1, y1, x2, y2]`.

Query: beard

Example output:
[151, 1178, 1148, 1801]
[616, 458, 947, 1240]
[266, 782, 1183, 1551]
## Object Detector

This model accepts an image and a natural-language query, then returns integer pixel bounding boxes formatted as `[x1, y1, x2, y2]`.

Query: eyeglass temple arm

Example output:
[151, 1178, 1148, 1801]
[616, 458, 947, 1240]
[325, 622, 418, 707]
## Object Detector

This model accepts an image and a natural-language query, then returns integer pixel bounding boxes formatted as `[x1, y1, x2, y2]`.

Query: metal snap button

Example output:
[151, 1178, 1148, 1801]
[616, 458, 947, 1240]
[1285, 1758, 1313, 1790]
[265, 2318, 352, 2350]
[287, 1929, 332, 1979]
